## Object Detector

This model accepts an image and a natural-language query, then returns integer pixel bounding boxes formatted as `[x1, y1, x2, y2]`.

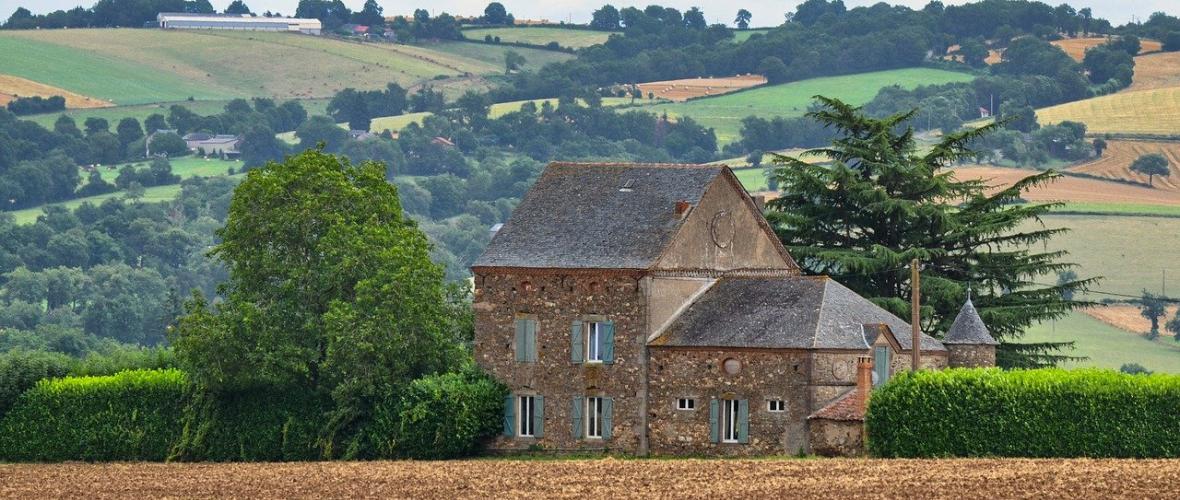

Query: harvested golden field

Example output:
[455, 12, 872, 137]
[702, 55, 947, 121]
[1037, 87, 1180, 136]
[1068, 140, 1180, 190]
[1129, 51, 1180, 92]
[0, 73, 111, 109]
[952, 166, 1180, 206]
[636, 74, 766, 102]
[1051, 37, 1163, 61]
[2, 459, 1180, 498]
[1082, 304, 1180, 335]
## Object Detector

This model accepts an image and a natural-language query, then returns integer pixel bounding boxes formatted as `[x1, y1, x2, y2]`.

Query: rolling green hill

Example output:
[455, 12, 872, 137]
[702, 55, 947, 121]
[633, 67, 976, 143]
[1022, 311, 1180, 373]
[460, 27, 614, 48]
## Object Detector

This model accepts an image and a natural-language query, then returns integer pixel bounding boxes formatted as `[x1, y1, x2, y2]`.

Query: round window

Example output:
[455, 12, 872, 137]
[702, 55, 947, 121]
[722, 358, 742, 375]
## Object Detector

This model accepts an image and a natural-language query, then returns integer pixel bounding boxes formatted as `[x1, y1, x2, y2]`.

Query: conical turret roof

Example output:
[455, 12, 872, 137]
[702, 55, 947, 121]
[943, 299, 998, 345]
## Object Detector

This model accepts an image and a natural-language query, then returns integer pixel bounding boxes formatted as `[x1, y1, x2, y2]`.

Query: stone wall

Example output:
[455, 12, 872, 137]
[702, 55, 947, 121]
[474, 271, 647, 453]
[811, 351, 947, 410]
[647, 348, 810, 456]
[808, 419, 865, 457]
[947, 344, 996, 368]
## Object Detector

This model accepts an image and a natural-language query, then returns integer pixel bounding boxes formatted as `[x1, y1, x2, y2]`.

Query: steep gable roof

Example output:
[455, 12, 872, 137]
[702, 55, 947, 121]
[652, 276, 945, 351]
[473, 162, 728, 270]
[943, 299, 998, 345]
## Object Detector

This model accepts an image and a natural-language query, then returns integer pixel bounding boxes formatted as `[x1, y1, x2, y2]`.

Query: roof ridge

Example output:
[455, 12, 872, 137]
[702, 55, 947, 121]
[548, 161, 728, 169]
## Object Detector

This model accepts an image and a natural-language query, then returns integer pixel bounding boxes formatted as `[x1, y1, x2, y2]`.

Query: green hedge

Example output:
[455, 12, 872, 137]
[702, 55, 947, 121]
[0, 369, 186, 461]
[170, 387, 328, 462]
[867, 368, 1180, 458]
[381, 370, 506, 459]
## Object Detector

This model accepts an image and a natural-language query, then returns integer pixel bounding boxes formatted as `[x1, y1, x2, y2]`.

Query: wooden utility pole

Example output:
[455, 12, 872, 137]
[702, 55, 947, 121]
[911, 258, 921, 371]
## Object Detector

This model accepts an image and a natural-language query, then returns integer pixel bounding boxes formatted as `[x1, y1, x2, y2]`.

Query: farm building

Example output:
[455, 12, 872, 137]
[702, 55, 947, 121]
[156, 13, 322, 35]
[183, 133, 241, 157]
[472, 162, 997, 457]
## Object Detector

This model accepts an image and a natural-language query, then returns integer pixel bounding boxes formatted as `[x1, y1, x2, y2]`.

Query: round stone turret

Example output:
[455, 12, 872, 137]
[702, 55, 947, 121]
[943, 298, 999, 368]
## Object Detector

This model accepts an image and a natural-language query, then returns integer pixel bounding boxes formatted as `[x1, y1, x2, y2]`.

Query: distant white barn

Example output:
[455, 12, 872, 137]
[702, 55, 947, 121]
[156, 13, 321, 35]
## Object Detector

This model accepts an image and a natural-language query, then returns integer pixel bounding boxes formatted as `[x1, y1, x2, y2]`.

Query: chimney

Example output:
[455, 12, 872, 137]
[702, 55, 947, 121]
[856, 355, 873, 413]
[675, 200, 691, 216]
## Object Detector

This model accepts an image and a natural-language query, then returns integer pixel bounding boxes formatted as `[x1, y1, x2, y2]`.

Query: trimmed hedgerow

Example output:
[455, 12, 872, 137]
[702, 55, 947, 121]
[170, 386, 329, 462]
[380, 369, 507, 459]
[0, 369, 186, 462]
[866, 368, 1180, 458]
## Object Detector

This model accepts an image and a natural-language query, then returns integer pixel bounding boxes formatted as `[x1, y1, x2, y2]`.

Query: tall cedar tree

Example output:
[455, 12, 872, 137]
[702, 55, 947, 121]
[766, 97, 1095, 368]
[171, 148, 463, 457]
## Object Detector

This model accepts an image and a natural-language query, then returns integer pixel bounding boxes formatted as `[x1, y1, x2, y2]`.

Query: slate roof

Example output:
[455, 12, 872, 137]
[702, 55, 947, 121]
[943, 299, 998, 345]
[653, 277, 946, 351]
[472, 162, 726, 270]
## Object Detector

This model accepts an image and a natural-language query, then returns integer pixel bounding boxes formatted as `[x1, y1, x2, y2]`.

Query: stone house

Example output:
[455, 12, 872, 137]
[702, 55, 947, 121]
[471, 162, 997, 456]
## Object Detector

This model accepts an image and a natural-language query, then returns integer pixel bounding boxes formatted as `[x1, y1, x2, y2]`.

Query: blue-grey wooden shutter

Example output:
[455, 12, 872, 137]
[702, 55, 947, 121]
[602, 321, 615, 364]
[533, 395, 545, 438]
[874, 346, 889, 386]
[737, 399, 749, 444]
[515, 319, 527, 362]
[602, 397, 613, 440]
[709, 399, 720, 443]
[503, 395, 514, 437]
[526, 319, 538, 362]
[571, 397, 583, 439]
[570, 320, 583, 363]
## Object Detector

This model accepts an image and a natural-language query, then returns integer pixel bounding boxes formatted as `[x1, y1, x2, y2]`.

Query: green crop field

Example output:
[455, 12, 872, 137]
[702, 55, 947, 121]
[0, 29, 546, 107]
[631, 68, 976, 144]
[1022, 311, 1180, 373]
[461, 27, 613, 48]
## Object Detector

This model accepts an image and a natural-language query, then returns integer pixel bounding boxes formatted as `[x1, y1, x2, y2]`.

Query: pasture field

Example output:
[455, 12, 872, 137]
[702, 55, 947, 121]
[420, 41, 575, 73]
[461, 27, 613, 48]
[115, 157, 242, 178]
[0, 74, 111, 109]
[1128, 51, 1180, 92]
[634, 68, 975, 144]
[1068, 140, 1180, 190]
[8, 184, 186, 225]
[1022, 311, 1180, 373]
[636, 75, 767, 102]
[2, 459, 1179, 497]
[1037, 87, 1180, 136]
[367, 97, 631, 133]
[731, 28, 773, 43]
[952, 166, 1180, 206]
[1032, 214, 1180, 298]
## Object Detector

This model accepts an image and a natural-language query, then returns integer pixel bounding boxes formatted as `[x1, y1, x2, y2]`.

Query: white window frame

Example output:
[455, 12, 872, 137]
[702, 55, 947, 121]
[722, 399, 739, 443]
[677, 398, 695, 411]
[585, 322, 605, 363]
[585, 397, 603, 439]
[517, 395, 535, 437]
[767, 400, 786, 413]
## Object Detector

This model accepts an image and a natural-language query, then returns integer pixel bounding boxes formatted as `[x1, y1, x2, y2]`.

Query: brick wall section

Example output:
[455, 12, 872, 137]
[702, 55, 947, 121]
[647, 348, 810, 456]
[474, 271, 646, 453]
[947, 345, 996, 368]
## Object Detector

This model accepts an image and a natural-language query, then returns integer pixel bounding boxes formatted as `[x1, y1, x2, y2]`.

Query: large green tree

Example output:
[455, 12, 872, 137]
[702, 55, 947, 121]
[766, 97, 1094, 368]
[171, 149, 463, 456]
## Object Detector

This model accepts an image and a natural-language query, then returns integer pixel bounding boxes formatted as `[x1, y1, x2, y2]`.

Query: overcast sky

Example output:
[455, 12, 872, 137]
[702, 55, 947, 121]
[3, 0, 1175, 27]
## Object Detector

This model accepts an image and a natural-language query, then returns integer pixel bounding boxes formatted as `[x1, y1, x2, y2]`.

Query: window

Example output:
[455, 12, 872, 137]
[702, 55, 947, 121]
[515, 317, 537, 363]
[767, 400, 785, 413]
[518, 395, 535, 437]
[586, 322, 604, 362]
[677, 398, 695, 410]
[585, 397, 603, 438]
[874, 346, 891, 387]
[722, 399, 740, 443]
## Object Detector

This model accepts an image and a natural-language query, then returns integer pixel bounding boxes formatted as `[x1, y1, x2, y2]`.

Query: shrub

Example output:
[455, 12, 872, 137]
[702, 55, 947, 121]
[0, 350, 73, 420]
[866, 368, 1180, 458]
[381, 368, 506, 459]
[0, 369, 186, 461]
[170, 386, 328, 462]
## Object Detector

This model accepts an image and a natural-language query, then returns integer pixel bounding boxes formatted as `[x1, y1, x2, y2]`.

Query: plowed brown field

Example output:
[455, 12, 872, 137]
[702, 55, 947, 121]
[636, 75, 766, 102]
[1052, 37, 1163, 61]
[1082, 304, 1180, 334]
[1128, 51, 1180, 92]
[0, 74, 111, 109]
[1, 459, 1178, 498]
[953, 166, 1180, 205]
[1068, 140, 1180, 191]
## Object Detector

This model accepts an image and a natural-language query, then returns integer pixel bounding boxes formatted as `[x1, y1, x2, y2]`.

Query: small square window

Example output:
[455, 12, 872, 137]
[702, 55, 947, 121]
[677, 398, 695, 410]
[767, 400, 786, 413]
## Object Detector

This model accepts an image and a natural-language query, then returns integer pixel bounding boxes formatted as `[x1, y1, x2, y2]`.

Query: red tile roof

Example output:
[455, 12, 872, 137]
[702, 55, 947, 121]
[807, 387, 866, 422]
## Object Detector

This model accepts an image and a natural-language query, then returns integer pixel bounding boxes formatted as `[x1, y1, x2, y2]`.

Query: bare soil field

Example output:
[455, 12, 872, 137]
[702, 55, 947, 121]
[636, 74, 767, 102]
[1051, 37, 1163, 61]
[952, 166, 1180, 206]
[1082, 304, 1180, 335]
[0, 74, 111, 109]
[1129, 51, 1180, 92]
[2, 459, 1179, 498]
[1068, 140, 1180, 191]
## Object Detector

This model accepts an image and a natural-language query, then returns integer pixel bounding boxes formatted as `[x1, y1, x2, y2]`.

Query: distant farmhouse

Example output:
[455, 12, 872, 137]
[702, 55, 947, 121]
[184, 133, 241, 158]
[156, 13, 322, 35]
